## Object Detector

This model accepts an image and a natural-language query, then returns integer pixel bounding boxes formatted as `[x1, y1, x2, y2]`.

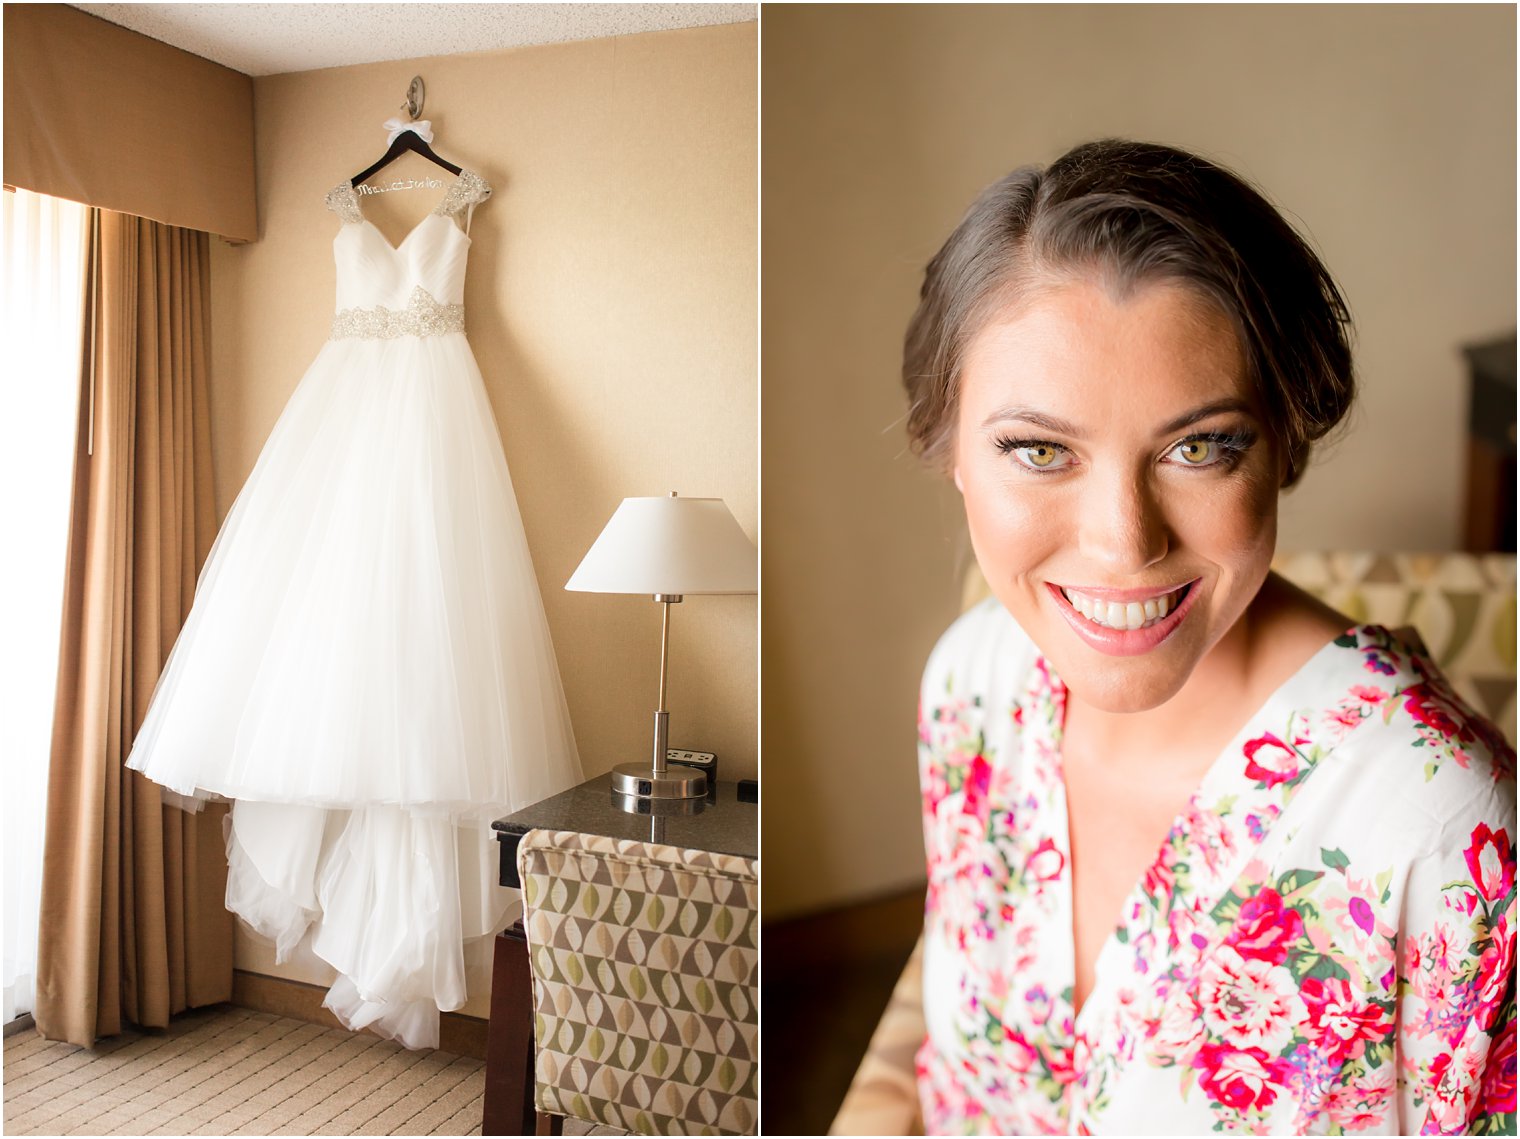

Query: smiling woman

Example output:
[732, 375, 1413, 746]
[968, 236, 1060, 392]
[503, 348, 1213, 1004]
[906, 141, 1516, 1135]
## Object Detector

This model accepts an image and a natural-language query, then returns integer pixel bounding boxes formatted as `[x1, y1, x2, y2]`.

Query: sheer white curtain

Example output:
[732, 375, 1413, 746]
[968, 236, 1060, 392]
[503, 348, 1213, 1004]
[2, 187, 89, 1025]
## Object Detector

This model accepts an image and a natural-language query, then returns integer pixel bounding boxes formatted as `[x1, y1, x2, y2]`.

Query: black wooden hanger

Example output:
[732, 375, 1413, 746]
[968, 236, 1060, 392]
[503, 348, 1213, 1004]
[349, 124, 461, 187]
[351, 79, 459, 184]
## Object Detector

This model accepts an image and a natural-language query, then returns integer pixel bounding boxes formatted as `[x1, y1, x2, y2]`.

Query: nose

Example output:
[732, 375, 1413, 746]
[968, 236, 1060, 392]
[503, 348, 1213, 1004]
[1076, 465, 1169, 574]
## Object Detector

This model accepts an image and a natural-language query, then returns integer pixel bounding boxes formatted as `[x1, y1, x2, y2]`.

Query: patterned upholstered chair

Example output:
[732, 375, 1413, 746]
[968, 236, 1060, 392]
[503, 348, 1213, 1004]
[1270, 552, 1515, 741]
[829, 552, 1516, 1135]
[518, 828, 759, 1136]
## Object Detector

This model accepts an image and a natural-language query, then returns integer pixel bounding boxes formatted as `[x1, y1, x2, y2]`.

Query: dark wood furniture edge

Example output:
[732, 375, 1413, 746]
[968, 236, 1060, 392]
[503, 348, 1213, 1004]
[498, 829, 525, 888]
[482, 920, 537, 1135]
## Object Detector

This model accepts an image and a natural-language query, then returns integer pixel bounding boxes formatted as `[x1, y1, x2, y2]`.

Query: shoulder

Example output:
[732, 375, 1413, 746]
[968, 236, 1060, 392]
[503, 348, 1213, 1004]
[916, 599, 1041, 795]
[1316, 626, 1515, 853]
[920, 597, 1037, 712]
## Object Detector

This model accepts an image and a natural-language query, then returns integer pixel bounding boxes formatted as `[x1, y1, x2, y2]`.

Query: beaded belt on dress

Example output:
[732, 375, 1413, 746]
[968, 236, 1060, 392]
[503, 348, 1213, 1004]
[330, 285, 464, 341]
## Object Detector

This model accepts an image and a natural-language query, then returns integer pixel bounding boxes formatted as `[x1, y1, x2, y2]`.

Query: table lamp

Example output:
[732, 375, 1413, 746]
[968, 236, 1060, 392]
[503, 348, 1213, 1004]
[566, 493, 757, 799]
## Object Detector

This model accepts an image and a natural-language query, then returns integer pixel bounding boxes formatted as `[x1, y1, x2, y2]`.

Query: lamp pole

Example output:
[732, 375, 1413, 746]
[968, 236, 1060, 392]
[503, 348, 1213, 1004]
[610, 583, 704, 799]
[650, 591, 681, 778]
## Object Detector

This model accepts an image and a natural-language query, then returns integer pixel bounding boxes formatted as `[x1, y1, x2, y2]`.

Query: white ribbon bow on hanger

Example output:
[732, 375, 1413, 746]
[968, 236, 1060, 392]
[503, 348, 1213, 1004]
[383, 117, 435, 147]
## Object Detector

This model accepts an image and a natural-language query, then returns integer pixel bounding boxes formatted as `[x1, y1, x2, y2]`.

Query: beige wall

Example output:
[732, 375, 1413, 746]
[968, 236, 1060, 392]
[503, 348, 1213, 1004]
[762, 4, 1515, 920]
[210, 20, 757, 1009]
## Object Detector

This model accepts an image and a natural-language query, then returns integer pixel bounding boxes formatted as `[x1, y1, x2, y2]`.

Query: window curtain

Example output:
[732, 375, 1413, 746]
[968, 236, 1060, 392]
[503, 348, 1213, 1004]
[2, 187, 89, 1025]
[33, 205, 233, 1047]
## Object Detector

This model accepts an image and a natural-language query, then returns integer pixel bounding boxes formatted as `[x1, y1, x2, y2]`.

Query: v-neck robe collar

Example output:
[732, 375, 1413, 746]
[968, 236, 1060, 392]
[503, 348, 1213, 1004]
[1001, 627, 1385, 1127]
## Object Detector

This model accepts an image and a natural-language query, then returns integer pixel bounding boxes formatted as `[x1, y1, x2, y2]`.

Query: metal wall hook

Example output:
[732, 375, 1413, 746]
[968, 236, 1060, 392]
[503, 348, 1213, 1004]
[402, 76, 425, 121]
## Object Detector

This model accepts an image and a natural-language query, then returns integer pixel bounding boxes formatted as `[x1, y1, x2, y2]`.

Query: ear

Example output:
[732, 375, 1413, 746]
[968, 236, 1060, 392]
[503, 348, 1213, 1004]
[952, 465, 965, 494]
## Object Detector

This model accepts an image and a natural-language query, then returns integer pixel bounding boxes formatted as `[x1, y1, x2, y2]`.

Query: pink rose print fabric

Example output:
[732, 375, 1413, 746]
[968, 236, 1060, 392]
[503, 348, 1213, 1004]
[916, 601, 1516, 1135]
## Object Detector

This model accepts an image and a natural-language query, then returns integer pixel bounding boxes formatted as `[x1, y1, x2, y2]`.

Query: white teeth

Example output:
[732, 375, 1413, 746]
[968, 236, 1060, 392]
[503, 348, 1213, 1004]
[1060, 584, 1187, 631]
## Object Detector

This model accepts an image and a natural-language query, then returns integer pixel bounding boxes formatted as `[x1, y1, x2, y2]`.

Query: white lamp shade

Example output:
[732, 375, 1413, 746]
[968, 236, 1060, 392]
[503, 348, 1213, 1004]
[566, 496, 757, 595]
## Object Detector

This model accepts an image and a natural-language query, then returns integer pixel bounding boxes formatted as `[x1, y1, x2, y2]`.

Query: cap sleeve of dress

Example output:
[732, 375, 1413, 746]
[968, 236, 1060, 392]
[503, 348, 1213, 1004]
[435, 169, 492, 235]
[324, 182, 363, 225]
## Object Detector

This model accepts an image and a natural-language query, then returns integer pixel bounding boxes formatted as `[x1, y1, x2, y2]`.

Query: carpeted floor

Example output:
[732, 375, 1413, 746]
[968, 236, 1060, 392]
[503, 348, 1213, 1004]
[3, 1004, 487, 1136]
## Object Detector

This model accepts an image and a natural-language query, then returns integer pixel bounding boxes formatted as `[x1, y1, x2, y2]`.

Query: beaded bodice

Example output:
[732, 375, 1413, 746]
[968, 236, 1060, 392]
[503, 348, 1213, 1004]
[323, 169, 492, 340]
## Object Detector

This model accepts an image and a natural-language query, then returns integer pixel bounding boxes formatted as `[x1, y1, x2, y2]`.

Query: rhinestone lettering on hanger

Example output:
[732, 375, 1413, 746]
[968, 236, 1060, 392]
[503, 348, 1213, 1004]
[356, 177, 449, 196]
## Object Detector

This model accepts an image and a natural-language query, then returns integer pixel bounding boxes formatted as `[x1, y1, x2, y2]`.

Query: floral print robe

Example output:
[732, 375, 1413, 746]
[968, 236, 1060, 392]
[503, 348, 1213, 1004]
[916, 600, 1516, 1135]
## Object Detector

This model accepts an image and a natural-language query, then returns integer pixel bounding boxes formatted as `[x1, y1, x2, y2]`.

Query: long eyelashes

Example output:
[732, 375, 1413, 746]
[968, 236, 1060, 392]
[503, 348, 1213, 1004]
[992, 436, 1069, 471]
[991, 429, 1258, 474]
[1167, 430, 1257, 469]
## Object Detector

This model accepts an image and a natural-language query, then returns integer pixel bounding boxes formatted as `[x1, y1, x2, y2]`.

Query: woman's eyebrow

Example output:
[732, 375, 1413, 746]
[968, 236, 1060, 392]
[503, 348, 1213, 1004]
[980, 406, 1082, 435]
[1156, 398, 1255, 434]
[981, 398, 1255, 437]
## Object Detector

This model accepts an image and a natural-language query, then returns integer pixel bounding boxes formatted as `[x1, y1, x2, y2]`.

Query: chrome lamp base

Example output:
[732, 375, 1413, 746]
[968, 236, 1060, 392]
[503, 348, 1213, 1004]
[610, 761, 708, 800]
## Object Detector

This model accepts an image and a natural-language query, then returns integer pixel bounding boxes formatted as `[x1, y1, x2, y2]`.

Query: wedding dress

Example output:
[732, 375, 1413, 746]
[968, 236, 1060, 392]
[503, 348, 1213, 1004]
[125, 167, 582, 1049]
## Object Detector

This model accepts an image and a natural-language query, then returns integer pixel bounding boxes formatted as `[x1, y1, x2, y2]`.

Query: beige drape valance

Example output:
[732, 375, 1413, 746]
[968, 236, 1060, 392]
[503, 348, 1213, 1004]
[3, 4, 257, 244]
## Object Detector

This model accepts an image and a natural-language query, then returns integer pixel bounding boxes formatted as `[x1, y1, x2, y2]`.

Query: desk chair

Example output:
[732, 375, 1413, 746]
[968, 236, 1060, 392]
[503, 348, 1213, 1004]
[519, 828, 759, 1135]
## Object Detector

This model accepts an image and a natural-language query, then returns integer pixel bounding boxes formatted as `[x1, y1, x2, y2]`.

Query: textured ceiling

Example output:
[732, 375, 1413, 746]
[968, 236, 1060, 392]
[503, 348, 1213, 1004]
[69, 3, 758, 77]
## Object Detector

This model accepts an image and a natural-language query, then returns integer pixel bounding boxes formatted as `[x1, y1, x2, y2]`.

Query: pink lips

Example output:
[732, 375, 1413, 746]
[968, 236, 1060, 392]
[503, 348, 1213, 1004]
[1045, 580, 1200, 657]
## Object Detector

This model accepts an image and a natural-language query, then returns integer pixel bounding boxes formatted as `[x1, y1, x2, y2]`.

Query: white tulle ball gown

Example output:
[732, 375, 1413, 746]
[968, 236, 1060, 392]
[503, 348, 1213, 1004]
[125, 168, 582, 1049]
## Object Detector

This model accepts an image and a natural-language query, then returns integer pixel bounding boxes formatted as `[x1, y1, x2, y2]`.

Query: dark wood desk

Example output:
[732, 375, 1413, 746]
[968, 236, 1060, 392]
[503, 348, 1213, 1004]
[481, 773, 758, 1135]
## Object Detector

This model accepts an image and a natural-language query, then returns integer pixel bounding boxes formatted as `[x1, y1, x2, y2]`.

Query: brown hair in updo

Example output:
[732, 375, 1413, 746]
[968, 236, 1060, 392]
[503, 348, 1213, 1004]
[902, 139, 1354, 488]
